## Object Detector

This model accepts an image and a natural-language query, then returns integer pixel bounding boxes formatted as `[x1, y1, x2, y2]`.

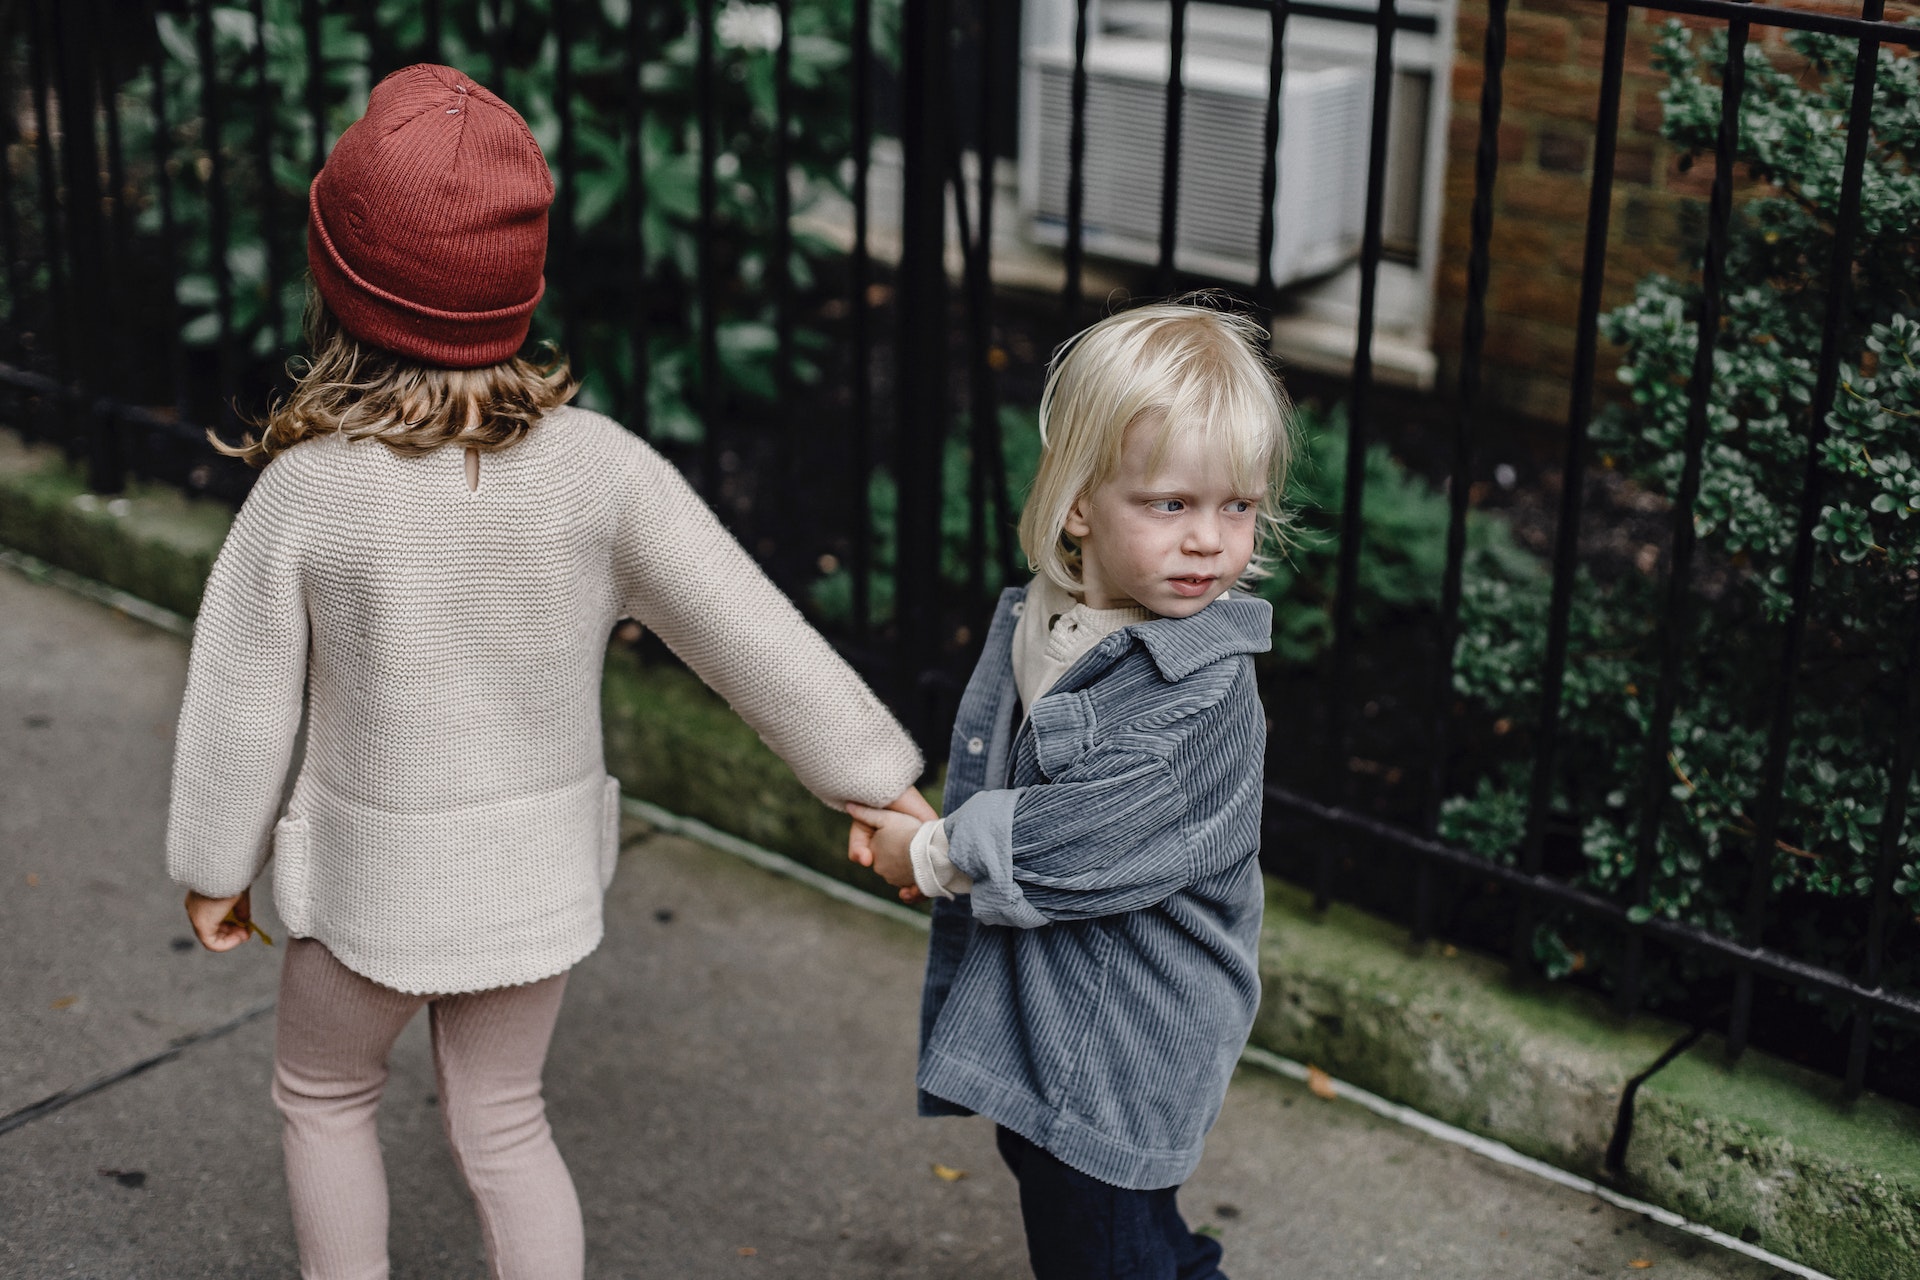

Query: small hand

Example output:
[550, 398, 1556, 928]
[848, 785, 939, 868]
[846, 802, 926, 894]
[886, 786, 939, 824]
[185, 888, 268, 952]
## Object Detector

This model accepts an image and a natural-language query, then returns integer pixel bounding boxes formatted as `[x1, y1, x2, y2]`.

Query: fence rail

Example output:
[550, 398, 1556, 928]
[2, 0, 1916, 1101]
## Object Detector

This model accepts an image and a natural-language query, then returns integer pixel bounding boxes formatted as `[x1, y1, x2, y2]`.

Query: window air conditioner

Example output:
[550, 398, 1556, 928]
[1020, 17, 1371, 287]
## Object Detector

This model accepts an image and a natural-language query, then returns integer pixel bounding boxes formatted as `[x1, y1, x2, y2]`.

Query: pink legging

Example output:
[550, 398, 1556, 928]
[271, 938, 583, 1280]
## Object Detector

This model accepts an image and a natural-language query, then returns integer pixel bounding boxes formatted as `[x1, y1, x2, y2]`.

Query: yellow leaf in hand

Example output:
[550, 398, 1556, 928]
[931, 1163, 968, 1182]
[1628, 1261, 1654, 1270]
[1306, 1065, 1338, 1101]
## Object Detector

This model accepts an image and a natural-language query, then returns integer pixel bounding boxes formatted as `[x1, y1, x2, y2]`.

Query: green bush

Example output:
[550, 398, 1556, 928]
[1441, 22, 1920, 998]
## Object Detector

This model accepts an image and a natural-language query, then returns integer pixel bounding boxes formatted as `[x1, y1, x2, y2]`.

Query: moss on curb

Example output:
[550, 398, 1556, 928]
[1253, 878, 1920, 1276]
[1626, 1040, 1920, 1277]
[8, 423, 1917, 1278]
[0, 432, 229, 619]
[601, 644, 939, 896]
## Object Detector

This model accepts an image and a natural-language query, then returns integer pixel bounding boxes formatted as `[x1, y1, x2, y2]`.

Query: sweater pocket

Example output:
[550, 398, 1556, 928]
[599, 775, 622, 891]
[271, 814, 314, 935]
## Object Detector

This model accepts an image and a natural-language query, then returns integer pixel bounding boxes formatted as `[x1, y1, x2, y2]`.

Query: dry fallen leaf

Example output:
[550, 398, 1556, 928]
[737, 1246, 757, 1257]
[1628, 1261, 1654, 1270]
[25, 873, 39, 887]
[931, 1163, 968, 1182]
[1306, 1066, 1338, 1101]
[50, 995, 77, 1011]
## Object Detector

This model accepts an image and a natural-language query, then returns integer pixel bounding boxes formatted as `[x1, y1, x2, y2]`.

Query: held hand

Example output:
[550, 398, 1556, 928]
[885, 786, 939, 824]
[846, 802, 923, 893]
[185, 888, 266, 952]
[847, 786, 938, 867]
[845, 819, 924, 902]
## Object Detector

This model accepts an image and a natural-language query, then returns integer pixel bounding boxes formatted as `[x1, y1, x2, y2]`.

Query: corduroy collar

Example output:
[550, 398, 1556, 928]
[1128, 594, 1273, 681]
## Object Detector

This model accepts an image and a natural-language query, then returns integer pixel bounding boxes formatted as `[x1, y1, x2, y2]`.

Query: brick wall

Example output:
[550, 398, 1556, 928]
[1433, 0, 1915, 426]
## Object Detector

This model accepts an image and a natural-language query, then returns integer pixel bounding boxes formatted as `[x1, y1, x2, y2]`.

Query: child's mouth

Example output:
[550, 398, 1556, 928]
[1168, 575, 1216, 598]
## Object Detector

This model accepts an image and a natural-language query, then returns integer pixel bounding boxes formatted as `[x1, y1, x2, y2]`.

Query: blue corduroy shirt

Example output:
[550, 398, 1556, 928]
[917, 585, 1272, 1190]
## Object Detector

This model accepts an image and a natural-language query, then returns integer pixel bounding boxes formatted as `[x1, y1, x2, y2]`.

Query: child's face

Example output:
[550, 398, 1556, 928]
[1065, 417, 1261, 618]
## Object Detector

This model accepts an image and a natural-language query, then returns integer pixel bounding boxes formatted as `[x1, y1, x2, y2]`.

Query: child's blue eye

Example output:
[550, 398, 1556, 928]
[1149, 499, 1185, 514]
[1227, 500, 1256, 515]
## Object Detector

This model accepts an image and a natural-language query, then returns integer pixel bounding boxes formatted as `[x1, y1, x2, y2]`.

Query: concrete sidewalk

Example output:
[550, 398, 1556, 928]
[0, 565, 1795, 1279]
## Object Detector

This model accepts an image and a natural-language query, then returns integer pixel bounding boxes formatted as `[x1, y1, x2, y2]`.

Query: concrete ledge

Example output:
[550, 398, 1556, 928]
[0, 433, 229, 621]
[5, 424, 1914, 1279]
[1256, 880, 1920, 1278]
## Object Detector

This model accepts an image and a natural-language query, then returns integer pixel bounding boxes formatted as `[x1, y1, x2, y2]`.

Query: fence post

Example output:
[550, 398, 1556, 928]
[50, 0, 119, 491]
[894, 0, 952, 733]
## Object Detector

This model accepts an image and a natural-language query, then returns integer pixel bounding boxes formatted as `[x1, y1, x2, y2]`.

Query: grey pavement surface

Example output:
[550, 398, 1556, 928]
[0, 564, 1796, 1279]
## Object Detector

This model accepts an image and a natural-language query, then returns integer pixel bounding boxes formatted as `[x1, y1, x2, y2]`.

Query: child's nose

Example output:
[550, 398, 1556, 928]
[1184, 517, 1224, 554]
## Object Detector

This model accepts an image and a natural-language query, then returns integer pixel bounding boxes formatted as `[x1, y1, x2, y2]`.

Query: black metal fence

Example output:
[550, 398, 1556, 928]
[4, 0, 1918, 1103]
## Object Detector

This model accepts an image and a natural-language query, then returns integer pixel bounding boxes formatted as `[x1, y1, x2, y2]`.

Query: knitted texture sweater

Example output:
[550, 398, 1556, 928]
[166, 406, 923, 994]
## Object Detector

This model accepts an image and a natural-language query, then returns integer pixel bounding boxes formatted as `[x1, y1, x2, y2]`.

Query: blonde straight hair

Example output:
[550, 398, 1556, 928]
[1017, 297, 1294, 595]
[214, 290, 577, 466]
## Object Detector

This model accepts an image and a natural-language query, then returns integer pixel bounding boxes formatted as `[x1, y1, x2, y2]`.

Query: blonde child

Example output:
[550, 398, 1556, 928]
[849, 301, 1289, 1279]
[168, 64, 930, 1280]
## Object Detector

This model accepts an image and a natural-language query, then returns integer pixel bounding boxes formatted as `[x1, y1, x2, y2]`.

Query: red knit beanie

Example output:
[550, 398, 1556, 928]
[308, 64, 552, 369]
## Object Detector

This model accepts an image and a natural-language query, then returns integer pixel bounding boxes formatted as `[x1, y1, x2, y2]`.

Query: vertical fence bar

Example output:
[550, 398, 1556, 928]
[1510, 0, 1628, 970]
[1846, 605, 1920, 1097]
[0, 13, 24, 338]
[1317, 0, 1397, 911]
[625, 0, 650, 437]
[1253, 1, 1288, 321]
[360, 0, 390, 82]
[303, 0, 326, 177]
[249, 0, 285, 363]
[696, 0, 720, 494]
[94, 0, 133, 474]
[1619, 12, 1749, 1016]
[1154, 0, 1187, 295]
[194, 0, 237, 428]
[51, 0, 112, 485]
[773, 0, 795, 566]
[975, 0, 1015, 588]
[553, 0, 578, 363]
[1419, 0, 1510, 944]
[850, 0, 874, 639]
[97, 5, 132, 302]
[951, 150, 987, 602]
[149, 0, 187, 419]
[27, 0, 69, 434]
[1060, 0, 1090, 328]
[894, 0, 953, 722]
[1729, 0, 1885, 1063]
[489, 0, 508, 95]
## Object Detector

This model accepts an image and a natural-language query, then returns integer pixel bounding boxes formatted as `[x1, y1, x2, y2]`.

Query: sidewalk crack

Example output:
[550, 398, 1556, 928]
[0, 1000, 275, 1139]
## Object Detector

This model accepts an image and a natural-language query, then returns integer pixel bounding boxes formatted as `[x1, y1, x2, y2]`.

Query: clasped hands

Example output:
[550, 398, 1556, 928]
[848, 787, 940, 903]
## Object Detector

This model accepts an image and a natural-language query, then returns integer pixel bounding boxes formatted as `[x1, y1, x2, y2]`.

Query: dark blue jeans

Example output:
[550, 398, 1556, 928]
[995, 1126, 1228, 1280]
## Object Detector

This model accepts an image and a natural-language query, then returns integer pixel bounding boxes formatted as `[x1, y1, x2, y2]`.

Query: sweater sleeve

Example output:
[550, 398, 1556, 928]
[166, 466, 310, 898]
[607, 430, 924, 809]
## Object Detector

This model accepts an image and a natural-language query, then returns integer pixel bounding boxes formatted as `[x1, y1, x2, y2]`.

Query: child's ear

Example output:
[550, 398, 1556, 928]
[1064, 496, 1093, 540]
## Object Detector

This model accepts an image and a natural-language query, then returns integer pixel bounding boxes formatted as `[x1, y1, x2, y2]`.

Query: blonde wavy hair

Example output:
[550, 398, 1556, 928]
[1017, 296, 1294, 595]
[215, 292, 576, 466]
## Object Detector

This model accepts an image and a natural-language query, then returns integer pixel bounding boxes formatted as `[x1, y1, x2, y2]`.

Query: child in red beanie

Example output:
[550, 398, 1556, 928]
[165, 64, 932, 1280]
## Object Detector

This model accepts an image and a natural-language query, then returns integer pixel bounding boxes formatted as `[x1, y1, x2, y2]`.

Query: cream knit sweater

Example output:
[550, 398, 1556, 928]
[166, 406, 923, 994]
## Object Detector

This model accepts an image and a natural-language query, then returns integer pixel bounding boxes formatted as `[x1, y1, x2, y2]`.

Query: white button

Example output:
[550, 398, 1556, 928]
[1011, 601, 1025, 616]
[967, 737, 985, 755]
